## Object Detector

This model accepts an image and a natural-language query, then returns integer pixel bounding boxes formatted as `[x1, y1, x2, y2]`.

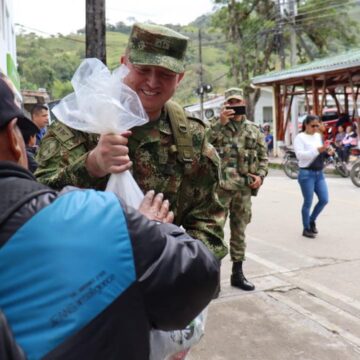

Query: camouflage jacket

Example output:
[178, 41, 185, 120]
[35, 104, 228, 260]
[207, 118, 268, 192]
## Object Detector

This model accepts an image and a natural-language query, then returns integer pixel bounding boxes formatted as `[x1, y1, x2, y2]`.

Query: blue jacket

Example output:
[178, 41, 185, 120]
[0, 161, 219, 360]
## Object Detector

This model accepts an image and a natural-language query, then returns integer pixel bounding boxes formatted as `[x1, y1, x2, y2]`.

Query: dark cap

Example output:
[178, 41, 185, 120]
[0, 77, 38, 134]
[127, 23, 188, 73]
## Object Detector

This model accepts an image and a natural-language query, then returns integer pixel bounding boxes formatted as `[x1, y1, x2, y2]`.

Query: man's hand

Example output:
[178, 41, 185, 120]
[86, 131, 132, 178]
[219, 106, 235, 126]
[138, 190, 174, 223]
[248, 174, 262, 189]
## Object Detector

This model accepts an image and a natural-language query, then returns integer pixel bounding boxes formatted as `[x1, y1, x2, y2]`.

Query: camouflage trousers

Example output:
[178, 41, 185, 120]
[217, 186, 252, 262]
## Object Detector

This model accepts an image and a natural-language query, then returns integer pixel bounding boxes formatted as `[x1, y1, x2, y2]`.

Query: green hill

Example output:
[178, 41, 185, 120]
[16, 21, 231, 105]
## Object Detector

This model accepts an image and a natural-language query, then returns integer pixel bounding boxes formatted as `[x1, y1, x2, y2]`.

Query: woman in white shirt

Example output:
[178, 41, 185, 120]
[294, 115, 330, 238]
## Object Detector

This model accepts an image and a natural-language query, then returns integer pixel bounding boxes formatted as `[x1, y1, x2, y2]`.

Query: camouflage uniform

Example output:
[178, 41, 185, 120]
[208, 115, 268, 262]
[35, 108, 227, 260]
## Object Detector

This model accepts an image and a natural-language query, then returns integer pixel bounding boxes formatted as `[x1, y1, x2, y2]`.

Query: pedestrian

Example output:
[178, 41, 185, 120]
[294, 114, 330, 238]
[0, 75, 219, 359]
[35, 23, 227, 264]
[20, 121, 39, 173]
[208, 88, 268, 291]
[264, 126, 274, 156]
[30, 103, 49, 145]
[341, 124, 358, 162]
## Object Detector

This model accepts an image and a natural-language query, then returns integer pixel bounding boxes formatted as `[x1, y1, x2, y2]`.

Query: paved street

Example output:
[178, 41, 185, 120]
[189, 169, 360, 360]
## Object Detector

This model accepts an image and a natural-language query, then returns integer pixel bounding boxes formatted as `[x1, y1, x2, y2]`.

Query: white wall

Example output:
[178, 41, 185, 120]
[0, 0, 17, 75]
[254, 88, 273, 126]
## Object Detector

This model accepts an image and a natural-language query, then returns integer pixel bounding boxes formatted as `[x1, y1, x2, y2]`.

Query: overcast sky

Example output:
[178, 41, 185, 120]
[13, 0, 216, 36]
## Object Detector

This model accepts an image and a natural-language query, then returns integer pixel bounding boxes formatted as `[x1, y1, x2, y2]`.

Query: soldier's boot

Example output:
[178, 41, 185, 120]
[230, 261, 255, 291]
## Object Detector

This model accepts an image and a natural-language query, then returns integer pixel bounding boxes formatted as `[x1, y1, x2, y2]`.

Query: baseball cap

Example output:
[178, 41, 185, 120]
[225, 87, 244, 102]
[0, 77, 38, 134]
[127, 23, 188, 73]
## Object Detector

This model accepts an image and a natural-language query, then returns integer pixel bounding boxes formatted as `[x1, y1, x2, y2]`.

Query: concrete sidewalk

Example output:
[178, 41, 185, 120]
[187, 170, 360, 360]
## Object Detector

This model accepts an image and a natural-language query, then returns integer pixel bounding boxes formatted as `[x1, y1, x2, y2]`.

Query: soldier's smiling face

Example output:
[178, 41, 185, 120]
[121, 56, 184, 121]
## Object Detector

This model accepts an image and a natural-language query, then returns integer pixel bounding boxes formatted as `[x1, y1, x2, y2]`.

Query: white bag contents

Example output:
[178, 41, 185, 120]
[52, 58, 148, 208]
[150, 308, 208, 360]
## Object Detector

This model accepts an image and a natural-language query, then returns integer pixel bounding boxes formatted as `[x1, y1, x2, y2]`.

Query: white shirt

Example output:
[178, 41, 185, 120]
[294, 132, 322, 168]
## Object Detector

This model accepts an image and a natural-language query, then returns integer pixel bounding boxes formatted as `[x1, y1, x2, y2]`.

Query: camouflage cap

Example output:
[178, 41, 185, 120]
[224, 87, 244, 102]
[127, 23, 188, 73]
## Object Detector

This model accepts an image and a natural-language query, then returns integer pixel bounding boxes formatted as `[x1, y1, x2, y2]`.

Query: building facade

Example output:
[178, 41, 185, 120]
[184, 89, 274, 127]
[0, 0, 20, 93]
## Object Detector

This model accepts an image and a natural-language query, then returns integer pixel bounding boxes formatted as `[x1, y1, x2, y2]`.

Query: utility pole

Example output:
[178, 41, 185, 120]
[86, 0, 106, 65]
[289, 0, 297, 67]
[289, 0, 299, 141]
[198, 29, 204, 121]
[277, 0, 285, 70]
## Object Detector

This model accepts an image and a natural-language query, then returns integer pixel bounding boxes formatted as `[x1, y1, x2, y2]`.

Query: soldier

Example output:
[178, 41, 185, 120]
[208, 88, 268, 291]
[35, 23, 227, 263]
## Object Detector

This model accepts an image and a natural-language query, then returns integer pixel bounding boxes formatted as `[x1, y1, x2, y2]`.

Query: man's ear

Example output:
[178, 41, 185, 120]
[176, 72, 185, 87]
[120, 55, 127, 65]
[6, 119, 27, 165]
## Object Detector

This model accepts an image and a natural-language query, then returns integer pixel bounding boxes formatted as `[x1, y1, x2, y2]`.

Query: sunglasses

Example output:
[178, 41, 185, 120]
[310, 124, 320, 128]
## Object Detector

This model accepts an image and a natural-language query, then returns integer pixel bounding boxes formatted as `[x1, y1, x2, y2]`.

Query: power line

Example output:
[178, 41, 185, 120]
[15, 24, 86, 44]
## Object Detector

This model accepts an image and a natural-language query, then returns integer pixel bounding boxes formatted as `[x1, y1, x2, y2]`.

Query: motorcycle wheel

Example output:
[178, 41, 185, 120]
[335, 161, 350, 178]
[283, 159, 299, 179]
[350, 161, 360, 187]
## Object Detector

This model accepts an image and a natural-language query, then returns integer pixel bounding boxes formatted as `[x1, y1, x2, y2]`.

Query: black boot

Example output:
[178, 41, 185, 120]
[230, 261, 255, 291]
[303, 228, 316, 238]
[310, 221, 318, 234]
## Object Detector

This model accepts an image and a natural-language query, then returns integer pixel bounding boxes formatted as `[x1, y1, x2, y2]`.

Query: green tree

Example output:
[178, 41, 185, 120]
[52, 79, 74, 99]
[211, 0, 360, 120]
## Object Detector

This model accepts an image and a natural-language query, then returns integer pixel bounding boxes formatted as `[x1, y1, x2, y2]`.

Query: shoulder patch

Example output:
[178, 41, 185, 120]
[37, 138, 61, 162]
[52, 121, 76, 143]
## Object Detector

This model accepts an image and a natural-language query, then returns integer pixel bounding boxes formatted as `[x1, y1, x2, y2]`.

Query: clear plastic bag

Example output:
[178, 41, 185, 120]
[150, 308, 208, 360]
[52, 58, 148, 208]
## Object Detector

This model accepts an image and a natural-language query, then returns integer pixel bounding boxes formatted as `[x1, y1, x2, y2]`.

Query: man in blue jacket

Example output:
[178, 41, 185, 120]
[0, 76, 219, 359]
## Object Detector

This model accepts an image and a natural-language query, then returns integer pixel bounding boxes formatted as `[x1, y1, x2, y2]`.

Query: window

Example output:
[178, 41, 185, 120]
[263, 107, 273, 123]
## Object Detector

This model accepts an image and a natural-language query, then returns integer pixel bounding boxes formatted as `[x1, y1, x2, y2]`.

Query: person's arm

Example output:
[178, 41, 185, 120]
[178, 136, 228, 260]
[120, 199, 219, 331]
[35, 125, 108, 190]
[0, 310, 25, 360]
[35, 121, 131, 190]
[251, 129, 269, 186]
[206, 116, 225, 145]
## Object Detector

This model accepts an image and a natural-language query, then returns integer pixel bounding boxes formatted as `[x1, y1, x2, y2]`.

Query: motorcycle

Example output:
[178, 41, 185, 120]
[282, 143, 350, 179]
[282, 146, 299, 179]
[350, 148, 360, 187]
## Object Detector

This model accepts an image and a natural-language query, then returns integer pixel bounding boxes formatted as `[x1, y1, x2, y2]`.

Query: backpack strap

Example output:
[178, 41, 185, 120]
[0, 178, 57, 228]
[165, 101, 194, 164]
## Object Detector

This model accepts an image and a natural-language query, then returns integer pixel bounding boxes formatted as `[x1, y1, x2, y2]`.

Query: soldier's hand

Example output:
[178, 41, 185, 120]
[138, 190, 174, 223]
[86, 131, 132, 177]
[219, 106, 234, 126]
[248, 174, 262, 189]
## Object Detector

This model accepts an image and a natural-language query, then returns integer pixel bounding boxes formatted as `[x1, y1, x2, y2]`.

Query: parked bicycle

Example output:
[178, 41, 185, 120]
[282, 144, 349, 179]
[350, 148, 360, 187]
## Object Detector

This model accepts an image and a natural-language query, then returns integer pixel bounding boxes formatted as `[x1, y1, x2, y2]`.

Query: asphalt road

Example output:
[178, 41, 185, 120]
[189, 169, 360, 360]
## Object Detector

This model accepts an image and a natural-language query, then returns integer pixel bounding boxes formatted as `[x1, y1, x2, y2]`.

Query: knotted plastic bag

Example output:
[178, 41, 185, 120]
[150, 308, 208, 360]
[53, 58, 148, 208]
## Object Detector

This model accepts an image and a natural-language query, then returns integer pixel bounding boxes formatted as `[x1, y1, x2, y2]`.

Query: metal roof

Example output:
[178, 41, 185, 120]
[252, 48, 360, 86]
